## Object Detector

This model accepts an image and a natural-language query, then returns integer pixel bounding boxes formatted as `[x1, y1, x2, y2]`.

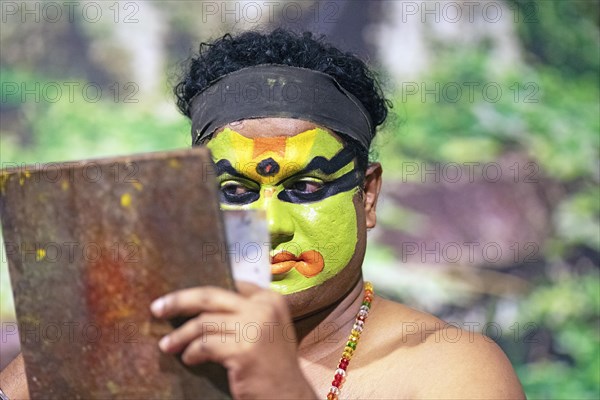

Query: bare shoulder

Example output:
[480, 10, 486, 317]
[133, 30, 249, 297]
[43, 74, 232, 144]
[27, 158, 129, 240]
[353, 296, 525, 399]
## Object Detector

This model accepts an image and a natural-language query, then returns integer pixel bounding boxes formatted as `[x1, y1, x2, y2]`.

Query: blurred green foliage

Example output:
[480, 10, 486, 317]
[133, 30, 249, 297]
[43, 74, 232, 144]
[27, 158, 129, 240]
[515, 272, 600, 398]
[376, 59, 599, 394]
[1, 69, 190, 163]
[372, 1, 599, 398]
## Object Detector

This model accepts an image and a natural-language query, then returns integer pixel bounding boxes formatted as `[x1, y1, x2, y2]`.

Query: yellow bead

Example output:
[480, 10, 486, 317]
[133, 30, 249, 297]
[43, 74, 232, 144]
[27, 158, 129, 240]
[351, 329, 361, 337]
[342, 351, 353, 360]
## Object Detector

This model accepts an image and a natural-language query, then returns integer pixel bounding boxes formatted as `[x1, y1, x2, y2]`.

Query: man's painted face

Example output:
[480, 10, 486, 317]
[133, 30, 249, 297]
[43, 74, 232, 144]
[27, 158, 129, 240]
[207, 127, 363, 294]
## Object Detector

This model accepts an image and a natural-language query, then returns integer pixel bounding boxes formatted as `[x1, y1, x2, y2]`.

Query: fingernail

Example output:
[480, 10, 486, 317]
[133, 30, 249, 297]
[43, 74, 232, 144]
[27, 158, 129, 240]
[150, 297, 165, 316]
[159, 336, 170, 352]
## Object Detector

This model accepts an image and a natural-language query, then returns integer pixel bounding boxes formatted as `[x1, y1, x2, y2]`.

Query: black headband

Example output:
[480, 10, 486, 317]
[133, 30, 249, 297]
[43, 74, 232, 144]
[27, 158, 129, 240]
[189, 65, 374, 149]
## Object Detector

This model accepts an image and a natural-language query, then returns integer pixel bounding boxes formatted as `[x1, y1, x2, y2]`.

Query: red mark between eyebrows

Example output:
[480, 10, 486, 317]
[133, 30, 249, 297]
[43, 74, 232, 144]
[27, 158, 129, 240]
[252, 137, 287, 158]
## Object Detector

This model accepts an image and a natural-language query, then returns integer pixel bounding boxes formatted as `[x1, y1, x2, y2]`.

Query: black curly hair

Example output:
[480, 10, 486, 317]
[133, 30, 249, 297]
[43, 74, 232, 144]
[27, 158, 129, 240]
[174, 28, 390, 171]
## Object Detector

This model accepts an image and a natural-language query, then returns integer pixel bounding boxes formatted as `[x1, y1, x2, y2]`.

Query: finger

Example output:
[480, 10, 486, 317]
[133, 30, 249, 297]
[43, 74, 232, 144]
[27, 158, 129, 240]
[180, 334, 237, 366]
[150, 286, 242, 318]
[158, 314, 229, 354]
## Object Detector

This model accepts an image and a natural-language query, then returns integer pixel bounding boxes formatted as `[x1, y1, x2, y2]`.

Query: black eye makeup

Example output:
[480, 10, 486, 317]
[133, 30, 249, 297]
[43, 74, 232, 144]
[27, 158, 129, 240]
[278, 170, 361, 203]
[285, 177, 325, 195]
[219, 180, 260, 205]
[213, 145, 362, 205]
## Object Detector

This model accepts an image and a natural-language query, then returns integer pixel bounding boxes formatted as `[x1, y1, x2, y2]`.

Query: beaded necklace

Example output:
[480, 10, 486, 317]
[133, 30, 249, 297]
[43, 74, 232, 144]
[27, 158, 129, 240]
[326, 281, 373, 400]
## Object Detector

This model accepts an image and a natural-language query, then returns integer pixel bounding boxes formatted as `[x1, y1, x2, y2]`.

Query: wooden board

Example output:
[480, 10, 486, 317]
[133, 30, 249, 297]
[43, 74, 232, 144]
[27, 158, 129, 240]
[0, 148, 233, 399]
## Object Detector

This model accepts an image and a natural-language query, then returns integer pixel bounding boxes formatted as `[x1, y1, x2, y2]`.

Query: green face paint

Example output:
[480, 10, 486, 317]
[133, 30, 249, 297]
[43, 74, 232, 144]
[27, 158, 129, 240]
[207, 128, 362, 294]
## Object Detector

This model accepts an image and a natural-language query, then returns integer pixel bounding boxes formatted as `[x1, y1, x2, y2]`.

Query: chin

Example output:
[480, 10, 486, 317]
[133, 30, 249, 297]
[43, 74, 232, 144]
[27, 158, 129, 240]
[284, 266, 363, 320]
[283, 245, 367, 320]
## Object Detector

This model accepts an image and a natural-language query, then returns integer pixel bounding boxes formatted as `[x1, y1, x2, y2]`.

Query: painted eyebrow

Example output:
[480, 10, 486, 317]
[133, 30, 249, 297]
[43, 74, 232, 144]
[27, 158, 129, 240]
[215, 159, 246, 178]
[214, 146, 356, 183]
[295, 146, 355, 176]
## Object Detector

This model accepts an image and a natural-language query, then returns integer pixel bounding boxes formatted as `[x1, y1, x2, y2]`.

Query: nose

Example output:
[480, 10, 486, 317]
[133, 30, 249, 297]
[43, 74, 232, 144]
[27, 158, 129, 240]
[263, 188, 294, 249]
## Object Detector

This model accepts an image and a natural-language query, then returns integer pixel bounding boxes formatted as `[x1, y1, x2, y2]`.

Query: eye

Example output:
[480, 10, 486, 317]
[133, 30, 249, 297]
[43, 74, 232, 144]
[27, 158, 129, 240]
[288, 179, 324, 194]
[219, 180, 260, 205]
[222, 182, 251, 195]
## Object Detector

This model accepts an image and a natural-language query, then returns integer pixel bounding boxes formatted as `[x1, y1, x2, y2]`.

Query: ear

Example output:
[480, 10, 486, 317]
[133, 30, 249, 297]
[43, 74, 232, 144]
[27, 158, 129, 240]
[363, 162, 383, 229]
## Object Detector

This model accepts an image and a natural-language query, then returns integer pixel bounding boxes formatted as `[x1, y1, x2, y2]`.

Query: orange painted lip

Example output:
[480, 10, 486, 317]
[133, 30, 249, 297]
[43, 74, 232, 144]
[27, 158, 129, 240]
[271, 250, 325, 277]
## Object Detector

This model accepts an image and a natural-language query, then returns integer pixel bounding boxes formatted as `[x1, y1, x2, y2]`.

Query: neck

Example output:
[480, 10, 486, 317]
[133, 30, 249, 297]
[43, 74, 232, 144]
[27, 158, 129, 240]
[293, 277, 365, 361]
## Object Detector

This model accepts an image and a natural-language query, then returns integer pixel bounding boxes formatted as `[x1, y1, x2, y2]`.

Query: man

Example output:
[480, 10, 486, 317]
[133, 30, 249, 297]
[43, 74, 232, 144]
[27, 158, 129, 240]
[0, 29, 525, 399]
